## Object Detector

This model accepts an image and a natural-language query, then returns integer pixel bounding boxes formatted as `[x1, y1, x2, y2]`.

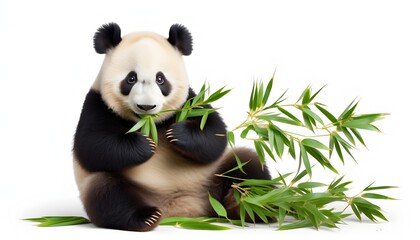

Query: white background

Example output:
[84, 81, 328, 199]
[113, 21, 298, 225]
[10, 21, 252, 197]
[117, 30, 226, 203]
[0, 0, 419, 239]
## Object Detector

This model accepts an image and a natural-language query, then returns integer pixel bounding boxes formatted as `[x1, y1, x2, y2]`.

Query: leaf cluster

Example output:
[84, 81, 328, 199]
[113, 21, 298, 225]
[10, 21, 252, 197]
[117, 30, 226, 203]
[208, 172, 396, 230]
[23, 216, 90, 227]
[228, 75, 388, 177]
[127, 82, 231, 143]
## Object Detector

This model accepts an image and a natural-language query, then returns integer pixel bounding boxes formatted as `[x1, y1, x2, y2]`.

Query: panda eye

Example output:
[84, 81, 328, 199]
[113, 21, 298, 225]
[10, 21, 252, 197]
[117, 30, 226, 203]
[126, 72, 137, 84]
[156, 72, 166, 85]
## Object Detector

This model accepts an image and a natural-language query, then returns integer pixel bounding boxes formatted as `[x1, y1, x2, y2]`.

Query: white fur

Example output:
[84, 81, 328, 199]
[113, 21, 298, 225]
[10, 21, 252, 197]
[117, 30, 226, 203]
[93, 32, 190, 122]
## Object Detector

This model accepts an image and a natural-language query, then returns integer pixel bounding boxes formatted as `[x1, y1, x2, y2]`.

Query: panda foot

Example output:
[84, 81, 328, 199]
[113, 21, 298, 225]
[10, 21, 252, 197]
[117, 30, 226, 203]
[136, 208, 162, 232]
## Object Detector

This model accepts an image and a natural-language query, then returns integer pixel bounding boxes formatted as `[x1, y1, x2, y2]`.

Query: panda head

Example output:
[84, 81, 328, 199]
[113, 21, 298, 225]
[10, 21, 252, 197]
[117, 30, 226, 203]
[92, 23, 193, 122]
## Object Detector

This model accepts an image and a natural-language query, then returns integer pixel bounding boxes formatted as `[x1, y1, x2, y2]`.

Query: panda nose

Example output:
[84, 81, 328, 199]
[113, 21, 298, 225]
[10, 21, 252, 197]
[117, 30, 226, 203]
[137, 104, 156, 111]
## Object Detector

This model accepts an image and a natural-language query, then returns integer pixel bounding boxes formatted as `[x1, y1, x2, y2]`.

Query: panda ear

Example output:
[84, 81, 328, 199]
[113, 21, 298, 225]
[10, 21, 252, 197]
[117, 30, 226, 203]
[93, 23, 122, 54]
[168, 24, 193, 56]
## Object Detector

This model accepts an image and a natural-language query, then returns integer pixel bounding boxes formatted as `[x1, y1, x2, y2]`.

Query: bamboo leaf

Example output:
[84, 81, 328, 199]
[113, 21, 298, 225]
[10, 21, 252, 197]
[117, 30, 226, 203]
[176, 222, 231, 230]
[279, 219, 313, 230]
[126, 117, 147, 134]
[361, 193, 396, 200]
[277, 107, 304, 126]
[208, 194, 227, 218]
[300, 144, 312, 178]
[260, 141, 276, 161]
[262, 77, 273, 106]
[227, 131, 235, 145]
[315, 103, 338, 123]
[301, 139, 329, 151]
[149, 118, 158, 144]
[309, 85, 326, 103]
[302, 107, 324, 125]
[350, 203, 362, 221]
[289, 137, 296, 159]
[339, 99, 359, 120]
[297, 182, 327, 189]
[200, 110, 209, 130]
[350, 128, 366, 147]
[341, 127, 355, 145]
[254, 141, 265, 165]
[24, 216, 90, 227]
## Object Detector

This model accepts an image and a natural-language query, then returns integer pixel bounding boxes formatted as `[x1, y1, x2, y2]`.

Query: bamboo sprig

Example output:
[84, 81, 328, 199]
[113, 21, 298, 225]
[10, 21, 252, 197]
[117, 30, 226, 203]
[227, 74, 388, 177]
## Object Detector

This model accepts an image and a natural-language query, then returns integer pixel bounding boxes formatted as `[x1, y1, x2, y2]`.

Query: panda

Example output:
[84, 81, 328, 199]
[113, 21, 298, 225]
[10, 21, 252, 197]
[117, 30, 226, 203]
[73, 22, 271, 232]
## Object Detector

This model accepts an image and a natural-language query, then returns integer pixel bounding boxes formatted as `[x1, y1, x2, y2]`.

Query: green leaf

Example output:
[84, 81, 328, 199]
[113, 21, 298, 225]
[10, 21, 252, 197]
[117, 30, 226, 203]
[274, 129, 285, 158]
[300, 86, 311, 104]
[24, 216, 90, 227]
[361, 193, 396, 200]
[200, 110, 209, 130]
[126, 117, 147, 134]
[242, 203, 256, 223]
[299, 144, 312, 178]
[309, 85, 326, 103]
[262, 77, 273, 106]
[249, 82, 256, 111]
[298, 182, 327, 189]
[227, 131, 235, 145]
[204, 86, 231, 104]
[175, 222, 231, 230]
[315, 103, 338, 123]
[149, 118, 158, 144]
[350, 128, 366, 147]
[277, 107, 304, 126]
[192, 83, 208, 106]
[258, 115, 302, 126]
[364, 185, 398, 191]
[352, 197, 381, 210]
[339, 99, 359, 120]
[208, 194, 227, 218]
[289, 137, 296, 159]
[260, 141, 276, 161]
[279, 219, 312, 230]
[350, 203, 362, 221]
[302, 107, 324, 125]
[240, 125, 253, 139]
[254, 141, 265, 165]
[341, 127, 355, 145]
[278, 208, 286, 229]
[301, 138, 329, 151]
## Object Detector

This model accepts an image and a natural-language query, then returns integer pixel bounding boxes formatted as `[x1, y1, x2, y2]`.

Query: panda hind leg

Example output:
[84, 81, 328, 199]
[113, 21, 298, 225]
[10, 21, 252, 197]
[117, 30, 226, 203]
[82, 173, 161, 232]
[211, 147, 273, 222]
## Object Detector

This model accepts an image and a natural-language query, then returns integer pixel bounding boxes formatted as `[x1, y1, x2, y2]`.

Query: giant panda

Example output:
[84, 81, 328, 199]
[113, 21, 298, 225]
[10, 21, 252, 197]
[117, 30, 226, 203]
[73, 23, 271, 232]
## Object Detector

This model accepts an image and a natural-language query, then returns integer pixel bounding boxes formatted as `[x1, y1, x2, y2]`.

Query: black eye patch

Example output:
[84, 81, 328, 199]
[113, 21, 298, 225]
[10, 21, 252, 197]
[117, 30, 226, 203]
[156, 72, 171, 96]
[120, 71, 137, 96]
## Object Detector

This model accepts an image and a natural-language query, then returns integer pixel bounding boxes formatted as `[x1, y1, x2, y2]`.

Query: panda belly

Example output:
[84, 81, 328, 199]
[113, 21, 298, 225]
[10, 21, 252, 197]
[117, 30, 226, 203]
[122, 145, 223, 217]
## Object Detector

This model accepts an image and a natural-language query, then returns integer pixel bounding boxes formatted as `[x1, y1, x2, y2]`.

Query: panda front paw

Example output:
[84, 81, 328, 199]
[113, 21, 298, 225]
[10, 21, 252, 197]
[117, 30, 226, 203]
[165, 122, 192, 150]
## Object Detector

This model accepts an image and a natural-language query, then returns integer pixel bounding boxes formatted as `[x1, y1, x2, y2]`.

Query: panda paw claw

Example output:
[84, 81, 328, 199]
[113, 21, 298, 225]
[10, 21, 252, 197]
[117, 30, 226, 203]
[144, 135, 157, 153]
[143, 210, 161, 229]
[166, 128, 179, 143]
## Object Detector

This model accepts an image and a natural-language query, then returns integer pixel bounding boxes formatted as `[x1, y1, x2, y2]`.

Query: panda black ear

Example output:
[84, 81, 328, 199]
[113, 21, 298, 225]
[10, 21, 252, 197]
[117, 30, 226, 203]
[168, 24, 193, 56]
[93, 23, 122, 54]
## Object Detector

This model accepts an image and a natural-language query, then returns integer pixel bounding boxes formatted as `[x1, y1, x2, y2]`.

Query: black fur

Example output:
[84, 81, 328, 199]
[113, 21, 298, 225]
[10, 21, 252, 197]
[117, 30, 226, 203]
[166, 88, 227, 164]
[167, 24, 193, 56]
[120, 71, 138, 96]
[156, 72, 171, 96]
[74, 90, 156, 172]
[84, 173, 161, 231]
[94, 23, 122, 54]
